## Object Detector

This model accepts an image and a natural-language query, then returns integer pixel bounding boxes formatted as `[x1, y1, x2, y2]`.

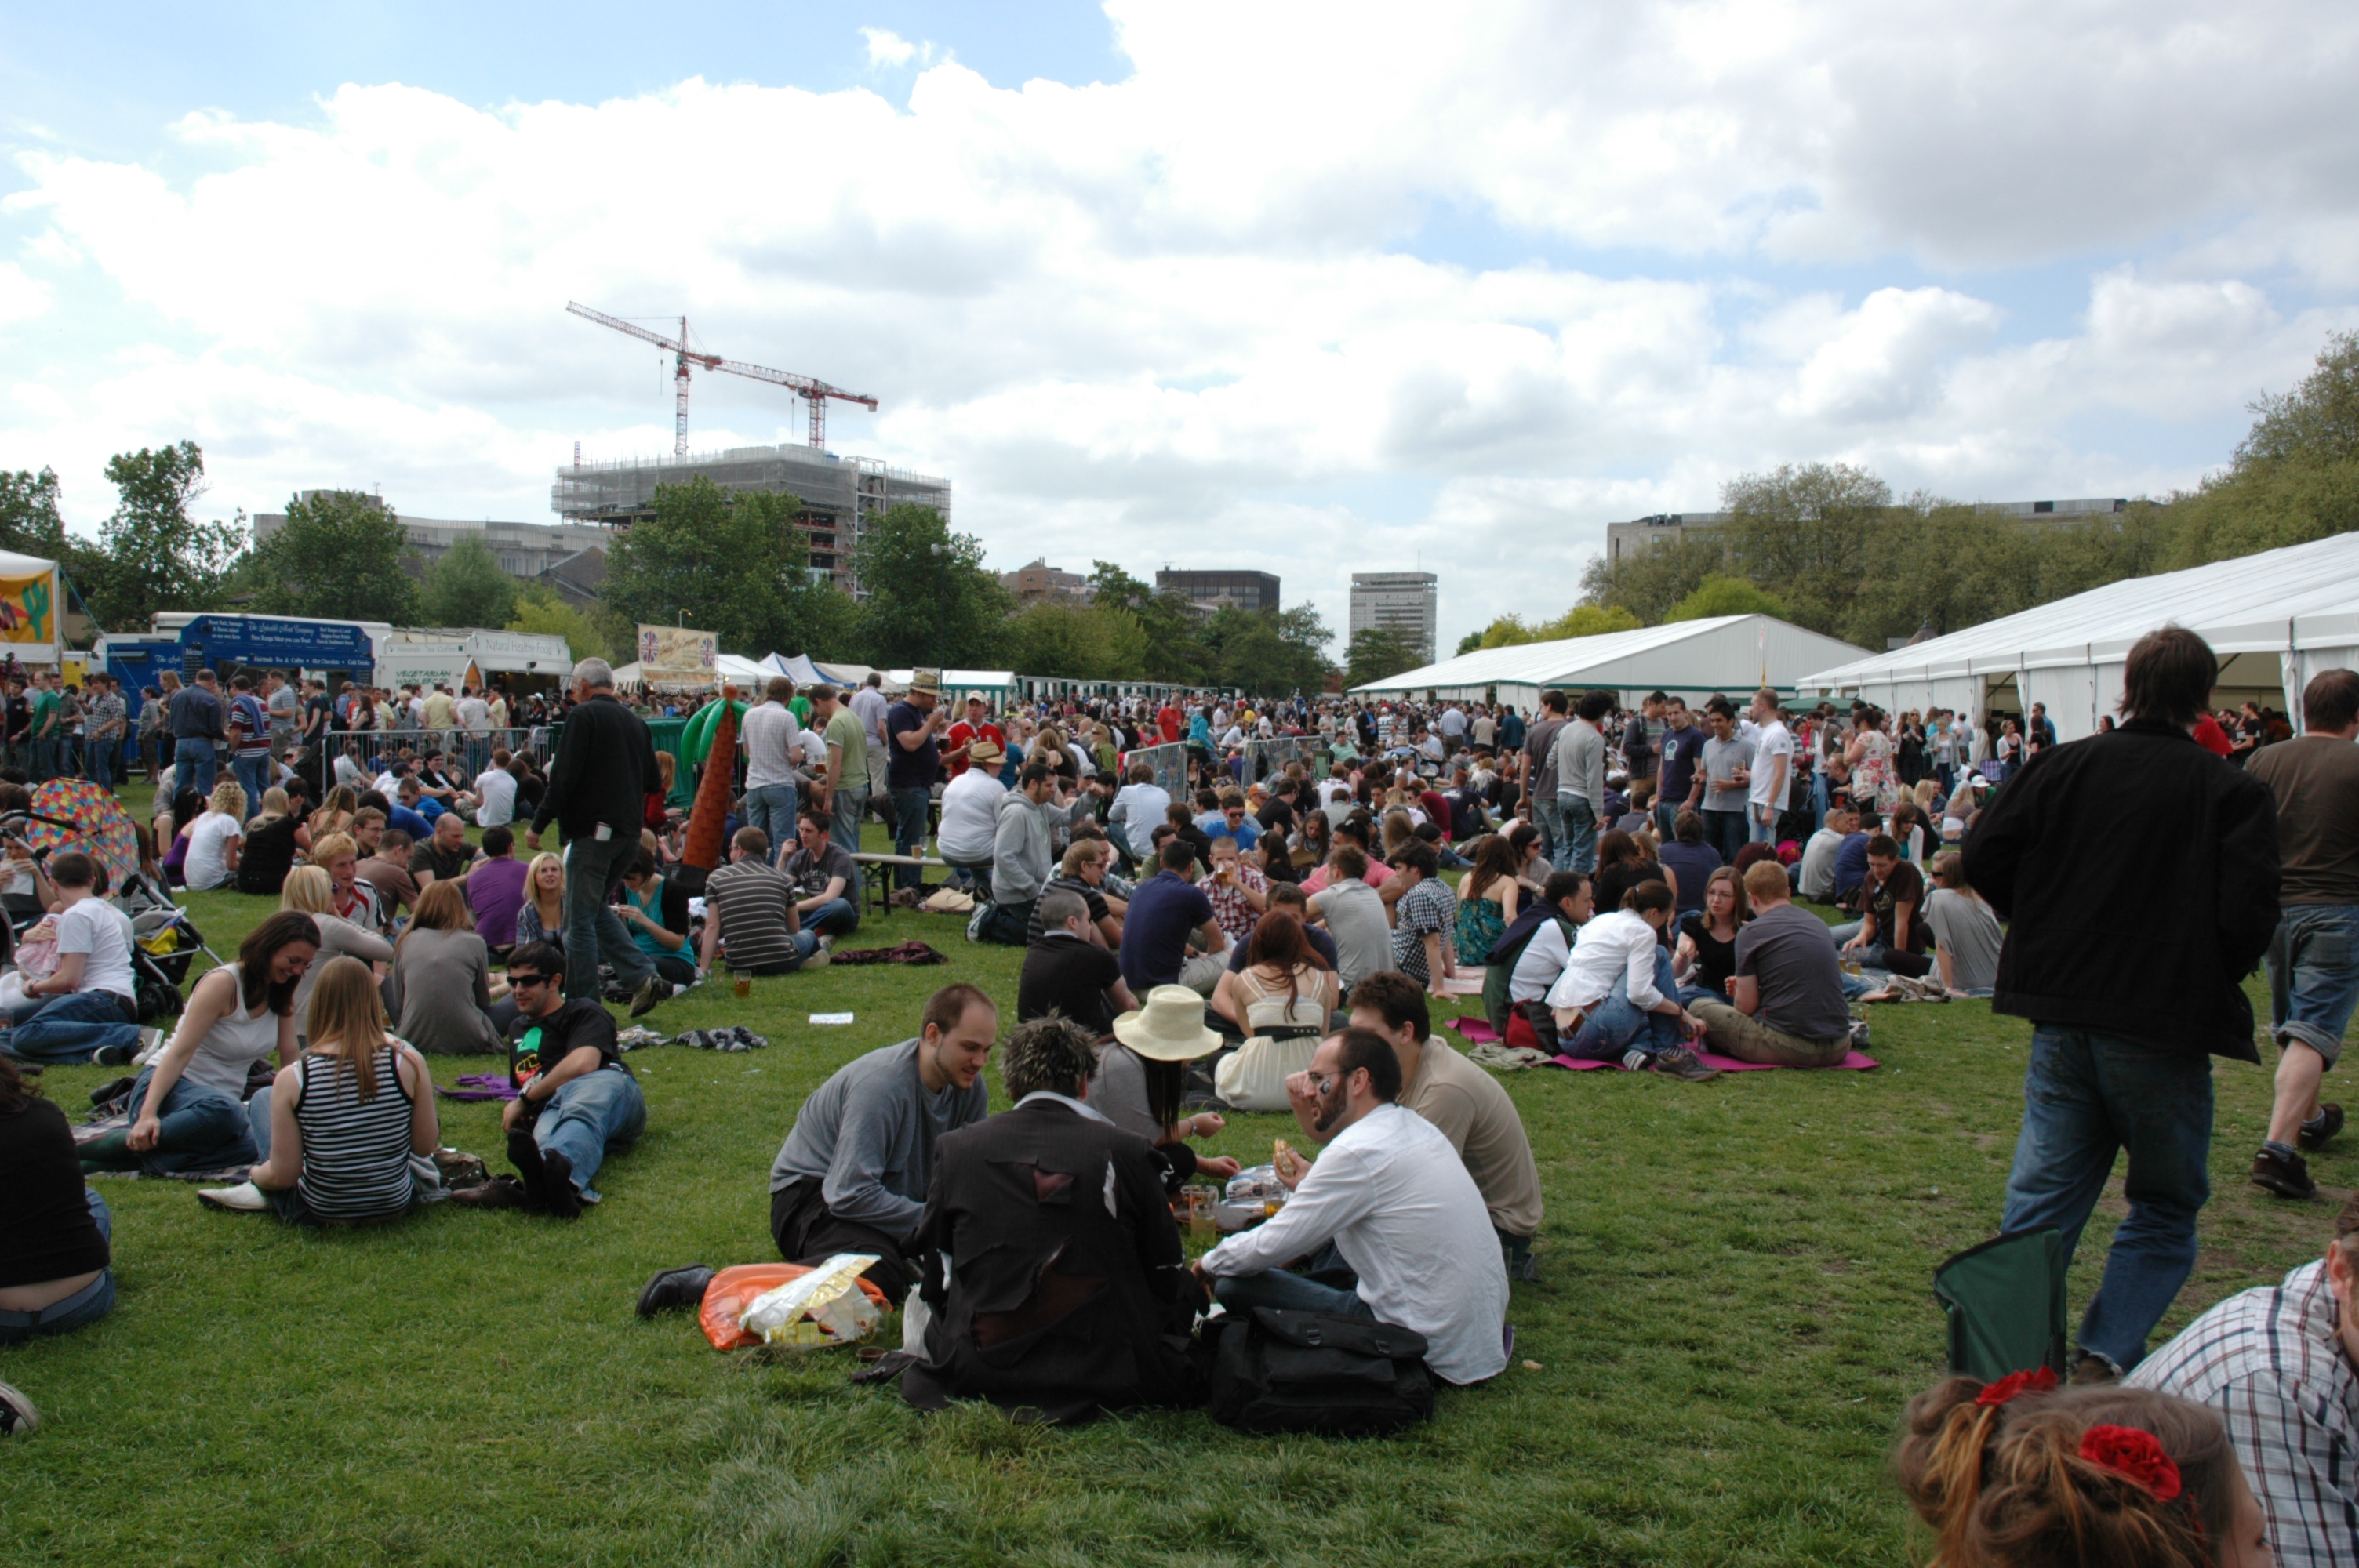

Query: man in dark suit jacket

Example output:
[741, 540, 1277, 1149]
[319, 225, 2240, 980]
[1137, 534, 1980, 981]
[901, 1014, 1205, 1422]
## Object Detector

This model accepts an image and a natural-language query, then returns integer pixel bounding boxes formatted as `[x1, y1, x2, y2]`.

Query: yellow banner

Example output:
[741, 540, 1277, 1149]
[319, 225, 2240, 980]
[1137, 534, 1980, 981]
[638, 624, 717, 682]
[0, 570, 56, 645]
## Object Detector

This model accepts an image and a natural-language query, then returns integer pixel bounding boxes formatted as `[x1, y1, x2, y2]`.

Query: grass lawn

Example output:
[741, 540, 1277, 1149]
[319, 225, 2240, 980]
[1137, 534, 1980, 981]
[3, 786, 2346, 1566]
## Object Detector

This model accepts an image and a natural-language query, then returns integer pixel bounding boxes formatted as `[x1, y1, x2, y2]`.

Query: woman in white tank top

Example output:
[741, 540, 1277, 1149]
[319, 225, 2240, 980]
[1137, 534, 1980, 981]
[81, 913, 321, 1176]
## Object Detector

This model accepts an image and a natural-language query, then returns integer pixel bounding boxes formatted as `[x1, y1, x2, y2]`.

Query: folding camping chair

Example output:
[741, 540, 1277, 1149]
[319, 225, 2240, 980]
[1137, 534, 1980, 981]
[1932, 1227, 2068, 1382]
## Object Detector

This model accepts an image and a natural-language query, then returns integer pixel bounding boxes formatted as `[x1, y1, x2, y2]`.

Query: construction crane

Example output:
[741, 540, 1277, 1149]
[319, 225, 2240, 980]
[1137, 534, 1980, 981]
[565, 301, 879, 455]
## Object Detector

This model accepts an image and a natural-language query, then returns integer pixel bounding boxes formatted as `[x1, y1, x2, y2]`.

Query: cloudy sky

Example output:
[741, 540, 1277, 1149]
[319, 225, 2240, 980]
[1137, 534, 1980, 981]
[3, 0, 2354, 652]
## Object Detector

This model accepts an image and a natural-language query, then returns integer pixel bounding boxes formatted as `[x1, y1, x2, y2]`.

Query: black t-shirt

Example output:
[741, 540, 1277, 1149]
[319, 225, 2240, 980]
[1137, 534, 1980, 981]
[1016, 934, 1125, 1035]
[508, 998, 628, 1094]
[1257, 797, 1297, 840]
[303, 693, 331, 739]
[782, 840, 856, 901]
[1865, 860, 1932, 952]
[1594, 862, 1668, 927]
[236, 814, 302, 895]
[0, 1098, 111, 1287]
[5, 694, 26, 742]
[1678, 911, 1740, 996]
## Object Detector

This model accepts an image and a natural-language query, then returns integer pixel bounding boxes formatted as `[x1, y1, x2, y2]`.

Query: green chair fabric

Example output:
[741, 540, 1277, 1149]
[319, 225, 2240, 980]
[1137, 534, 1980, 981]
[1932, 1227, 2067, 1382]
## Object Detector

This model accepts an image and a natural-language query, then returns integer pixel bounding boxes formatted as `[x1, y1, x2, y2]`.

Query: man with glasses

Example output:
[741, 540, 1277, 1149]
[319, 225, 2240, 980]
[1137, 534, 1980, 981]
[485, 941, 646, 1219]
[1194, 1027, 1510, 1387]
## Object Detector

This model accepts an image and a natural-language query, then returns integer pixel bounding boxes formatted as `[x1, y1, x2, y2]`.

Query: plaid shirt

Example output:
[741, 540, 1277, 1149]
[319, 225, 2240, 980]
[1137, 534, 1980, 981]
[2129, 1258, 2359, 1566]
[1204, 862, 1267, 949]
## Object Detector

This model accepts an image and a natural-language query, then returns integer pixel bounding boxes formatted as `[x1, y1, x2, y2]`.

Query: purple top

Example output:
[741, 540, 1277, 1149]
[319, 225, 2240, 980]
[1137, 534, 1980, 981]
[467, 856, 531, 948]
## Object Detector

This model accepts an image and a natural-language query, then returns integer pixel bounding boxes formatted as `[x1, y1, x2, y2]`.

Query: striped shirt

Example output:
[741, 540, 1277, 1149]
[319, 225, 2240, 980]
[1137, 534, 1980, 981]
[706, 859, 802, 973]
[290, 1049, 416, 1221]
[2129, 1258, 2359, 1566]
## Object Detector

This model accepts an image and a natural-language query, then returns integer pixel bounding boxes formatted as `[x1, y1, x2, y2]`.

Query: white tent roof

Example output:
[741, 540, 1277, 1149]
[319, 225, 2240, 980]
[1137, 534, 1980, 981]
[1350, 615, 1872, 699]
[1797, 529, 2359, 691]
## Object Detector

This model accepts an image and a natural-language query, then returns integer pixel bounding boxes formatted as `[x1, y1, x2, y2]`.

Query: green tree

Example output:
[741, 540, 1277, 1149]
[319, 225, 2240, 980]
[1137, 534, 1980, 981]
[1453, 628, 1485, 655]
[247, 489, 420, 623]
[1201, 604, 1331, 695]
[1666, 575, 1787, 622]
[82, 442, 246, 629]
[602, 478, 855, 659]
[0, 467, 69, 557]
[505, 585, 611, 663]
[419, 535, 519, 629]
[1003, 600, 1148, 680]
[2163, 332, 2359, 568]
[1087, 561, 1209, 684]
[1719, 461, 1892, 634]
[845, 504, 1010, 669]
[1346, 626, 1423, 687]
[1577, 535, 1725, 625]
[1477, 603, 1641, 648]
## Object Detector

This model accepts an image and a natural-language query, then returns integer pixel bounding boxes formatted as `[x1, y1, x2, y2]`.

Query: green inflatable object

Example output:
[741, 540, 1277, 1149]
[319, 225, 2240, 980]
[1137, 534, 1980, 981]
[680, 699, 747, 766]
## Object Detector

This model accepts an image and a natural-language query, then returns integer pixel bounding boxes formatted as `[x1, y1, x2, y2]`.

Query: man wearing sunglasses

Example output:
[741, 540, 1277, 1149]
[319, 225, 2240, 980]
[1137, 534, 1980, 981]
[1194, 1027, 1509, 1388]
[495, 940, 645, 1218]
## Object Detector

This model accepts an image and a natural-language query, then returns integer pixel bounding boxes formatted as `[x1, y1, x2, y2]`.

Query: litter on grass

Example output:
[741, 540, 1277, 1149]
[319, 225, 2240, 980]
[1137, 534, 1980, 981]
[809, 1012, 855, 1025]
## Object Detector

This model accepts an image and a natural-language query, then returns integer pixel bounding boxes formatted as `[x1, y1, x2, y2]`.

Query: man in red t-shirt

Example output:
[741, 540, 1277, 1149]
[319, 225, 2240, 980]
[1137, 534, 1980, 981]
[1157, 703, 1182, 744]
[943, 695, 1005, 779]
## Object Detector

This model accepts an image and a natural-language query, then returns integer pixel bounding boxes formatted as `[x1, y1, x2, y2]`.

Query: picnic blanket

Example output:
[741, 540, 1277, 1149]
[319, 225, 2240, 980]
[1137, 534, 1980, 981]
[1449, 1015, 1876, 1072]
[437, 1072, 518, 1102]
[827, 941, 948, 966]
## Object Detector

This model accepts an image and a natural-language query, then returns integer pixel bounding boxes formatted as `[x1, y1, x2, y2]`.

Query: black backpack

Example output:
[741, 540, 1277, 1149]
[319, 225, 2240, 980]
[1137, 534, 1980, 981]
[1205, 1308, 1434, 1436]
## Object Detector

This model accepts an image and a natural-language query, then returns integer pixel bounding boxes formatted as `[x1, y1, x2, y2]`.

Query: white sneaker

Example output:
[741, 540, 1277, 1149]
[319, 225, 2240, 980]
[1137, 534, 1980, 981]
[197, 1181, 270, 1213]
[133, 1026, 168, 1066]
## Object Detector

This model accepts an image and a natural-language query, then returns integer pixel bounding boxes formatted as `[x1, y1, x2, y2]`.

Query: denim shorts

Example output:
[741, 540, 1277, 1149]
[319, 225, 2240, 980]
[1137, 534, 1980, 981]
[2270, 905, 2359, 1066]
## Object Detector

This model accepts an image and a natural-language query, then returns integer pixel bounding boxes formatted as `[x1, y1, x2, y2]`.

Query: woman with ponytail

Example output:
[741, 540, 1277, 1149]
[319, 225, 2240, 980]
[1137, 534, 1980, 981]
[1893, 1371, 2274, 1566]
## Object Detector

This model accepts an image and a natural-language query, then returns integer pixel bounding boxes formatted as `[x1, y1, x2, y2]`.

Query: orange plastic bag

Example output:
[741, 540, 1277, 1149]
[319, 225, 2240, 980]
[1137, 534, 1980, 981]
[699, 1262, 894, 1350]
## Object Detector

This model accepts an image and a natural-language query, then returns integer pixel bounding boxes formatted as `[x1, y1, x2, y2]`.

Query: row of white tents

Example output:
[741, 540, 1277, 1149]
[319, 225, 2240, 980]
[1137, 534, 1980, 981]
[609, 652, 1022, 706]
[1350, 531, 2359, 741]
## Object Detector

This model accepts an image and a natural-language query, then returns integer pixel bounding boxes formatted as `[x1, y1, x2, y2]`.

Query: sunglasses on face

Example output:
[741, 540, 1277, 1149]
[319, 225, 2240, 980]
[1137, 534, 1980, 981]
[509, 971, 553, 990]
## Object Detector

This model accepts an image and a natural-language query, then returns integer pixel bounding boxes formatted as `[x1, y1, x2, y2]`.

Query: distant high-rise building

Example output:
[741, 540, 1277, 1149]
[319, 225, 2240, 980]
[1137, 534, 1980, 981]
[1350, 572, 1438, 665]
[1154, 569, 1281, 615]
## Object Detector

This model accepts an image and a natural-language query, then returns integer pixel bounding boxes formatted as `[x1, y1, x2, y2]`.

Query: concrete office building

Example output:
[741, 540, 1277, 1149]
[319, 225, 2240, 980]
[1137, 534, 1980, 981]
[1604, 497, 2132, 564]
[1154, 569, 1281, 615]
[252, 500, 611, 578]
[1349, 571, 1438, 665]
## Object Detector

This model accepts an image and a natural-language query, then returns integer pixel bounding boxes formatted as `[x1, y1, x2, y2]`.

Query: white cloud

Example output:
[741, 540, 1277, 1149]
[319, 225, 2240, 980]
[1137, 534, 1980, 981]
[1, 0, 2354, 646]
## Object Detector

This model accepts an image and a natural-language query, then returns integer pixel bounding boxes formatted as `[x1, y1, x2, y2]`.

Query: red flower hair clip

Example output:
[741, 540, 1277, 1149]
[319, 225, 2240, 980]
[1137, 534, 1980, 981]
[2078, 1424, 2184, 1502]
[1975, 1367, 2059, 1407]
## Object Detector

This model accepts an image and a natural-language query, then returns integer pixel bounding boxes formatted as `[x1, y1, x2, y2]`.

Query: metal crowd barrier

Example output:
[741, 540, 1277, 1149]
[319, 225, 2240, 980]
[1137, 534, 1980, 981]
[303, 725, 553, 790]
[1121, 741, 1190, 803]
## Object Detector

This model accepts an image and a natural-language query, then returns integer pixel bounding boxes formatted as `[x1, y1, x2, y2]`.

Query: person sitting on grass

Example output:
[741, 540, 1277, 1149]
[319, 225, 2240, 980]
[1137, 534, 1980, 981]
[2128, 1192, 2359, 1566]
[1543, 880, 1718, 1080]
[512, 851, 567, 953]
[1016, 888, 1136, 1036]
[194, 957, 443, 1223]
[1121, 837, 1229, 998]
[464, 825, 531, 960]
[1022, 837, 1125, 948]
[1387, 840, 1460, 996]
[1673, 866, 1750, 1007]
[1490, 869, 1592, 1054]
[972, 761, 1085, 946]
[780, 810, 860, 940]
[1894, 1372, 2270, 1568]
[699, 827, 828, 983]
[900, 1012, 1208, 1421]
[79, 913, 320, 1176]
[1096, 985, 1240, 1187]
[386, 879, 503, 1055]
[763, 983, 997, 1301]
[1194, 1027, 1510, 1388]
[0, 851, 142, 1066]
[278, 865, 394, 1027]
[1690, 861, 1856, 1067]
[0, 1054, 116, 1345]
[408, 810, 474, 891]
[616, 848, 697, 989]
[1329, 971, 1545, 1281]
[479, 940, 644, 1220]
[181, 778, 246, 892]
[1794, 803, 1853, 903]
[1837, 834, 1933, 978]
[356, 825, 419, 928]
[1924, 849, 2003, 998]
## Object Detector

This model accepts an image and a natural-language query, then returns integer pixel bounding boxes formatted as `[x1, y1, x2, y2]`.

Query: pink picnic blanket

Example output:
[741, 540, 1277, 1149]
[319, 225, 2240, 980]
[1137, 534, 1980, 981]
[1448, 1015, 1876, 1072]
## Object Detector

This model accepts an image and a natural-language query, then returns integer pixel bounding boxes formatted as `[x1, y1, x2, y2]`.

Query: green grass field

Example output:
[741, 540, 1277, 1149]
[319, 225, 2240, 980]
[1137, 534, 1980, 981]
[2, 788, 2345, 1566]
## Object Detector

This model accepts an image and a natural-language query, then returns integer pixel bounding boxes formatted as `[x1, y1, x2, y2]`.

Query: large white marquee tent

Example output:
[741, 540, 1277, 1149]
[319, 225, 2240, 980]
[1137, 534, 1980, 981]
[1796, 530, 2359, 742]
[1348, 615, 1871, 711]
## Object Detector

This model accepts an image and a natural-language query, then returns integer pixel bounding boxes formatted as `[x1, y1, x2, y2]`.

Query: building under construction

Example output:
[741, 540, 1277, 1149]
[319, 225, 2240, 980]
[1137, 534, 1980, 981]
[551, 443, 951, 594]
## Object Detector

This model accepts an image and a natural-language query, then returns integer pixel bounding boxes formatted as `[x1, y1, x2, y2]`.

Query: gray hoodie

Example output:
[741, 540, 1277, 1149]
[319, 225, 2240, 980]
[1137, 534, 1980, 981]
[991, 786, 1084, 906]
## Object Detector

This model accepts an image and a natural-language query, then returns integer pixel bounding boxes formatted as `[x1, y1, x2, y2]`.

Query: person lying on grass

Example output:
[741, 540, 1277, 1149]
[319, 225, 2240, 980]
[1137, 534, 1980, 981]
[1194, 1026, 1509, 1388]
[196, 956, 443, 1224]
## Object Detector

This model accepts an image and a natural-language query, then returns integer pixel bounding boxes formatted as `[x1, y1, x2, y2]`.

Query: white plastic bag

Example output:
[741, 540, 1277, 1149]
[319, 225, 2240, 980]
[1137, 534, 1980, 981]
[740, 1253, 884, 1348]
[901, 1283, 931, 1352]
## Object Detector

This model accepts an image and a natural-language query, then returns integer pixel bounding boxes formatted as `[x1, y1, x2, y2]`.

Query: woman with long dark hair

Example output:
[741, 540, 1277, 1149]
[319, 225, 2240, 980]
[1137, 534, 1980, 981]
[1209, 910, 1338, 1111]
[1089, 992, 1244, 1189]
[1454, 833, 1521, 964]
[386, 878, 501, 1055]
[80, 911, 320, 1175]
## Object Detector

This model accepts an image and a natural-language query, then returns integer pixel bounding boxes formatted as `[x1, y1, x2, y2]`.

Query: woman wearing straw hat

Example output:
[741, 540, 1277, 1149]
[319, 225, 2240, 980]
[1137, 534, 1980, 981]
[1101, 986, 1243, 1188]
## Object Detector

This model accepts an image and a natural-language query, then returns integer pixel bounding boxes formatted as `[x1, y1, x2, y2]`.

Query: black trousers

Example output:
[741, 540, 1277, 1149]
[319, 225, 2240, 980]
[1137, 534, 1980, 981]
[769, 1177, 917, 1301]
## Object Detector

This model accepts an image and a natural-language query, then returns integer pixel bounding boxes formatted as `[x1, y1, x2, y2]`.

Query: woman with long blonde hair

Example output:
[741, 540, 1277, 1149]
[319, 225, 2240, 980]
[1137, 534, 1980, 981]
[311, 784, 359, 843]
[514, 852, 565, 950]
[181, 779, 249, 891]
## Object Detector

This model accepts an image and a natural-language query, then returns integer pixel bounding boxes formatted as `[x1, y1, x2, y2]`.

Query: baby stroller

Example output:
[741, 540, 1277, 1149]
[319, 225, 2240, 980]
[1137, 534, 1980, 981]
[114, 867, 228, 1022]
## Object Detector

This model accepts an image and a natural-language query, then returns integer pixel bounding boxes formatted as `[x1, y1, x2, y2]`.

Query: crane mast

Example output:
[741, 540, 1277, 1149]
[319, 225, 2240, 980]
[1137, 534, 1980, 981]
[565, 301, 878, 454]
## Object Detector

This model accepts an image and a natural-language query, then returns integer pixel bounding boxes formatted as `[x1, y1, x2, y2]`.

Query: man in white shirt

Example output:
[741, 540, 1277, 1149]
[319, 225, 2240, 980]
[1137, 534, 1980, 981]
[740, 677, 801, 866]
[1745, 688, 1794, 845]
[1107, 763, 1172, 867]
[474, 749, 520, 829]
[935, 741, 1009, 892]
[1196, 1027, 1509, 1386]
[0, 850, 144, 1064]
[1543, 880, 1717, 1080]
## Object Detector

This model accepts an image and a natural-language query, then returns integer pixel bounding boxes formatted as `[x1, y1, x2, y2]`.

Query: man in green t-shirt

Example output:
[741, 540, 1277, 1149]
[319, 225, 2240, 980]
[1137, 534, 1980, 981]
[27, 672, 60, 782]
[811, 685, 871, 856]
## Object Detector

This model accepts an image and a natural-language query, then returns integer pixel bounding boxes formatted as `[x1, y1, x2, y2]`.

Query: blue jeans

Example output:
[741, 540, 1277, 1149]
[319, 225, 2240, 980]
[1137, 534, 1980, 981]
[1553, 793, 1598, 874]
[562, 835, 654, 1003]
[1563, 947, 1685, 1062]
[234, 754, 271, 815]
[2267, 906, 2359, 1061]
[729, 927, 823, 975]
[123, 1062, 258, 1174]
[530, 1068, 645, 1203]
[2001, 1025, 2213, 1371]
[85, 736, 116, 790]
[830, 786, 867, 858]
[173, 735, 219, 796]
[0, 1189, 114, 1344]
[1702, 808, 1747, 869]
[1808, 769, 1830, 834]
[801, 896, 858, 937]
[1749, 801, 1780, 844]
[2, 990, 140, 1062]
[742, 782, 799, 862]
[890, 786, 932, 888]
[1531, 795, 1565, 867]
[1213, 1268, 1372, 1319]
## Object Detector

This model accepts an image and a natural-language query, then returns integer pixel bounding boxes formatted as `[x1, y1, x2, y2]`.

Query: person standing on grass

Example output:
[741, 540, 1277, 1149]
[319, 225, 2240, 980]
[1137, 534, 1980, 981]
[485, 941, 645, 1220]
[1687, 697, 1754, 873]
[1965, 625, 2281, 1380]
[812, 684, 869, 858]
[1550, 689, 1609, 874]
[83, 673, 125, 793]
[764, 983, 997, 1301]
[1744, 688, 1794, 846]
[740, 677, 801, 863]
[525, 657, 667, 1015]
[2245, 667, 2359, 1202]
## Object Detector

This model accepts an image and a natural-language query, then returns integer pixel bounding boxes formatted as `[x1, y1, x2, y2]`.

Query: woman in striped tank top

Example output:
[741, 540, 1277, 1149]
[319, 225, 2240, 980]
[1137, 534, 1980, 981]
[198, 958, 442, 1223]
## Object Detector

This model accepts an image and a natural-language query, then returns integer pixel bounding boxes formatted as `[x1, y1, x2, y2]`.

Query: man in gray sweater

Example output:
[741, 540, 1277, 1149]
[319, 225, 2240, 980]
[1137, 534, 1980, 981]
[1551, 689, 1612, 875]
[768, 983, 998, 1298]
[972, 761, 1085, 946]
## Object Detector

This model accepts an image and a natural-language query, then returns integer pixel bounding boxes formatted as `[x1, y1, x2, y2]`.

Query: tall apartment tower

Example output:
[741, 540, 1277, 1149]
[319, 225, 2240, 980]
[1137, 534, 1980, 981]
[1349, 571, 1438, 665]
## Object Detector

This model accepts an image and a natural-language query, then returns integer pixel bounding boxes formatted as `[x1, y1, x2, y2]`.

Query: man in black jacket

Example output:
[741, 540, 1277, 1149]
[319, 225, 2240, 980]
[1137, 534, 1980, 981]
[1965, 626, 2280, 1379]
[525, 658, 667, 1007]
[900, 1014, 1204, 1422]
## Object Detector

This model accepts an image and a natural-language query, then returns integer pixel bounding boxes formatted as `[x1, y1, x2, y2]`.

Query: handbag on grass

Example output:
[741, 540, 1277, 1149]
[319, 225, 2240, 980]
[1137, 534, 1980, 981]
[1205, 1307, 1434, 1436]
